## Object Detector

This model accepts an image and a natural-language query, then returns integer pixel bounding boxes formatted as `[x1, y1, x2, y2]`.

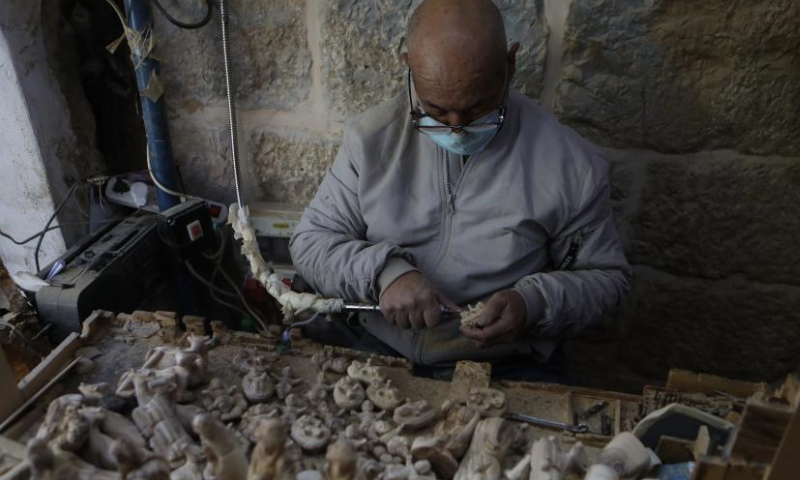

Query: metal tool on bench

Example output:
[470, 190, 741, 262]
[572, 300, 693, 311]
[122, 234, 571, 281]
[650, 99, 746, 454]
[506, 412, 590, 434]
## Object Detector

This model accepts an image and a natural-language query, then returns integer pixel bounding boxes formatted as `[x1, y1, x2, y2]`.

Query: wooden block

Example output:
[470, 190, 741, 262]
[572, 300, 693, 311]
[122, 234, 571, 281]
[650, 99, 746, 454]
[667, 369, 764, 398]
[691, 457, 728, 480]
[0, 350, 24, 425]
[131, 310, 157, 322]
[80, 310, 116, 342]
[17, 332, 80, 398]
[448, 361, 491, 400]
[765, 394, 800, 480]
[729, 399, 792, 463]
[181, 315, 205, 335]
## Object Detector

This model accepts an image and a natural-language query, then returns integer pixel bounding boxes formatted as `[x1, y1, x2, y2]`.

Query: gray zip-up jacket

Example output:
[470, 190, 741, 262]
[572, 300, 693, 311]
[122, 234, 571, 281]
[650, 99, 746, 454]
[289, 89, 631, 366]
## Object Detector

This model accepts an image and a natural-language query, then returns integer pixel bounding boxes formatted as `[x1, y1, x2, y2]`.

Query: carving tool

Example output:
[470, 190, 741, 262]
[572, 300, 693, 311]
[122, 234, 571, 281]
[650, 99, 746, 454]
[506, 412, 590, 434]
[340, 304, 456, 315]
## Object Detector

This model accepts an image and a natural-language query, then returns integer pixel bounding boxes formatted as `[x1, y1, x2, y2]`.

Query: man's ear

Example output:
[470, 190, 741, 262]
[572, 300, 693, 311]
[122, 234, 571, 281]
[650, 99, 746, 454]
[401, 52, 410, 66]
[507, 42, 520, 79]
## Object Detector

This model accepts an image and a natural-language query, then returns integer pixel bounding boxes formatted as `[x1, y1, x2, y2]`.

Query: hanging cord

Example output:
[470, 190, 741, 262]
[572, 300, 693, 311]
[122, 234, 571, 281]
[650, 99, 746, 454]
[150, 0, 213, 29]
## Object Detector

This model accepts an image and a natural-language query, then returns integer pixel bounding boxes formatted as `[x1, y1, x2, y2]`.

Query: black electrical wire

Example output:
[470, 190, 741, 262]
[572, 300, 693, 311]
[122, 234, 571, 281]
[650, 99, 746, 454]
[150, 0, 213, 29]
[33, 183, 80, 272]
[0, 219, 121, 246]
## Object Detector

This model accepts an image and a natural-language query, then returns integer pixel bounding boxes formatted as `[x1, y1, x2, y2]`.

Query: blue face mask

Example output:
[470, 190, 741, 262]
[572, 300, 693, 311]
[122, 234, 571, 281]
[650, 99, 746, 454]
[419, 111, 501, 156]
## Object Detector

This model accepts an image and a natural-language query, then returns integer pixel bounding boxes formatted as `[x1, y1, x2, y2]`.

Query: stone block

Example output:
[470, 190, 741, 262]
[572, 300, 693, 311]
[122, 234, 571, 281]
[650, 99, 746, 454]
[555, 0, 800, 156]
[246, 130, 339, 204]
[615, 266, 800, 381]
[320, 0, 548, 118]
[154, 0, 311, 110]
[168, 114, 237, 204]
[624, 151, 800, 285]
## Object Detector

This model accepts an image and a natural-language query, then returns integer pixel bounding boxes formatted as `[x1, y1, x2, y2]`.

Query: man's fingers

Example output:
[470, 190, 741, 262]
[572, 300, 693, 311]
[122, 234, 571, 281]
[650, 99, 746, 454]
[394, 314, 410, 329]
[409, 311, 425, 329]
[423, 306, 442, 328]
[461, 318, 508, 342]
[477, 296, 506, 327]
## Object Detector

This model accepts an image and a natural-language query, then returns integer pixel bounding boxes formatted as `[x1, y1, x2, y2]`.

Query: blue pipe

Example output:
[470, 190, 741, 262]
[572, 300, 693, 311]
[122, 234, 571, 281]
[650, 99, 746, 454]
[124, 0, 181, 211]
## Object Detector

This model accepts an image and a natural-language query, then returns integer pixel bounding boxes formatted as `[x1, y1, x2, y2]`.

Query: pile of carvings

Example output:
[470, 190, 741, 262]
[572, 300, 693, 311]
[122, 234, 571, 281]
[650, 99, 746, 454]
[13, 338, 656, 480]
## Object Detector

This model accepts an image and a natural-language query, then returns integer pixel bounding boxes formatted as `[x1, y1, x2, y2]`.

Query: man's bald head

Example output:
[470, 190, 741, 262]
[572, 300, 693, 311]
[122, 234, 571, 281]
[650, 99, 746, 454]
[403, 0, 517, 126]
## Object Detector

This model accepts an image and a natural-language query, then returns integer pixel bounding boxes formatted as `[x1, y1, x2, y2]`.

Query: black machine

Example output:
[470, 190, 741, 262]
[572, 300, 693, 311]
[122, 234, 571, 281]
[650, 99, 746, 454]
[35, 200, 215, 341]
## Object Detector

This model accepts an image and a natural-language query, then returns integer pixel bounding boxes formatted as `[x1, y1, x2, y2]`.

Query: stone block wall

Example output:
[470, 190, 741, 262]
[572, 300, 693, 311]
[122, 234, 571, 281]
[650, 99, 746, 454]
[152, 0, 800, 386]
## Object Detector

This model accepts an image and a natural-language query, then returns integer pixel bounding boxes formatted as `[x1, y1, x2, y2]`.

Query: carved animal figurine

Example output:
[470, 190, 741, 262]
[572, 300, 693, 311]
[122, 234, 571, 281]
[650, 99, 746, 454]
[467, 388, 508, 417]
[594, 432, 651, 478]
[193, 414, 249, 480]
[26, 437, 121, 480]
[248, 419, 289, 480]
[333, 376, 365, 410]
[411, 401, 480, 479]
[324, 440, 359, 480]
[365, 379, 403, 412]
[242, 368, 275, 403]
[453, 417, 514, 480]
[346, 359, 385, 384]
[393, 400, 437, 431]
[290, 414, 332, 452]
[459, 302, 487, 327]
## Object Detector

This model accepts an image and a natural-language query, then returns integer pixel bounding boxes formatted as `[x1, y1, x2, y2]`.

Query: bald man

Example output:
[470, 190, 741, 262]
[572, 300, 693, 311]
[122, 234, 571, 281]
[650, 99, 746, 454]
[290, 0, 630, 379]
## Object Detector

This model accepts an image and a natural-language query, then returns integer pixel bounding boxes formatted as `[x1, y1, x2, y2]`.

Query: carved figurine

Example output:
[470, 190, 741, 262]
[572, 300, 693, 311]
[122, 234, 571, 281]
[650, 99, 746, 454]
[290, 414, 332, 452]
[243, 368, 275, 403]
[467, 388, 508, 417]
[198, 378, 249, 421]
[528, 436, 561, 480]
[306, 371, 334, 403]
[169, 445, 205, 480]
[247, 419, 290, 480]
[594, 432, 650, 478]
[346, 359, 385, 384]
[459, 302, 487, 328]
[274, 366, 303, 400]
[324, 440, 359, 480]
[26, 437, 121, 480]
[453, 417, 514, 480]
[411, 401, 480, 479]
[130, 375, 196, 463]
[393, 400, 437, 431]
[333, 376, 366, 410]
[312, 346, 350, 374]
[365, 380, 403, 412]
[193, 414, 249, 480]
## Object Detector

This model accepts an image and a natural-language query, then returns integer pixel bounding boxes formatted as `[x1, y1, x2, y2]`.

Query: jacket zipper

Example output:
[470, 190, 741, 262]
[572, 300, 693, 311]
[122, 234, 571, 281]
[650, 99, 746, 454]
[443, 151, 471, 214]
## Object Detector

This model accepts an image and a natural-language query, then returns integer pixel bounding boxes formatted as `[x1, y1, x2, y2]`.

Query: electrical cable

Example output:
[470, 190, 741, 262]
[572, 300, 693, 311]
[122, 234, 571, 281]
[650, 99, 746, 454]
[0, 218, 122, 246]
[146, 147, 196, 200]
[184, 259, 250, 317]
[184, 258, 268, 332]
[33, 182, 80, 272]
[150, 0, 213, 30]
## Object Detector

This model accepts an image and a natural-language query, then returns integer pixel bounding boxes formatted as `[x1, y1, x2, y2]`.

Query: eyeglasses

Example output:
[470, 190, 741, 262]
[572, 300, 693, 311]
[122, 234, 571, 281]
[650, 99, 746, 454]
[407, 68, 509, 135]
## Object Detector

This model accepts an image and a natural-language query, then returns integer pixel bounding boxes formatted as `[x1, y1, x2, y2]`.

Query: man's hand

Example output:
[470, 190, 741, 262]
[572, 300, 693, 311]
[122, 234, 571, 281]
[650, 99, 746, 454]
[379, 271, 459, 329]
[460, 289, 530, 348]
